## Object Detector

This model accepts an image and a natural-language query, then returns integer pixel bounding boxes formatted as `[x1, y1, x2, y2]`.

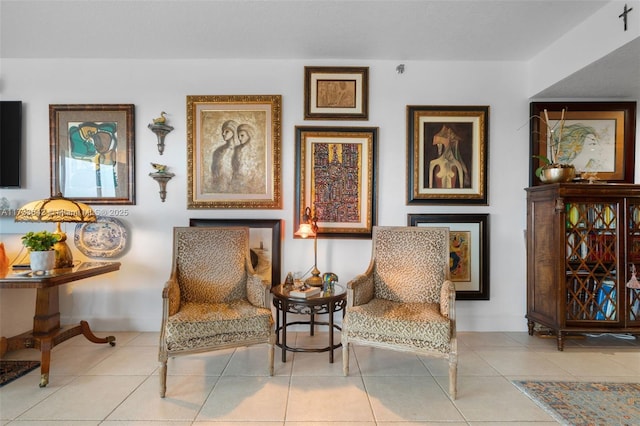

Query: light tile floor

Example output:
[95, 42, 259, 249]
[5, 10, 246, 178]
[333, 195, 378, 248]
[1, 330, 639, 425]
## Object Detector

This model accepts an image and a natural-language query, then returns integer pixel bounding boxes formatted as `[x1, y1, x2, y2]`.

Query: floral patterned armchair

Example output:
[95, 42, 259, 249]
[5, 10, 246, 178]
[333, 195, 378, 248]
[158, 227, 275, 397]
[342, 226, 457, 399]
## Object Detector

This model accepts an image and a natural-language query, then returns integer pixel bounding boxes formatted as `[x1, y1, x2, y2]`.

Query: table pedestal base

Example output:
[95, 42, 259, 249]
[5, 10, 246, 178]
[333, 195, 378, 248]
[0, 320, 116, 387]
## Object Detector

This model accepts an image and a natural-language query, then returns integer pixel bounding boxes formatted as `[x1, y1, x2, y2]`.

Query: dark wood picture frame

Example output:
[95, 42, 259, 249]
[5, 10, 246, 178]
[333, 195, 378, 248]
[408, 213, 490, 300]
[295, 126, 377, 239]
[304, 66, 369, 120]
[407, 105, 489, 205]
[529, 101, 636, 186]
[50, 104, 135, 205]
[189, 218, 282, 287]
[187, 95, 282, 209]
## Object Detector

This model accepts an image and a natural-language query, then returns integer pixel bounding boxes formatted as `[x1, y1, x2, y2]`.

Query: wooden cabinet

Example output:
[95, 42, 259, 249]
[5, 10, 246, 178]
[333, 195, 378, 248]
[526, 183, 640, 350]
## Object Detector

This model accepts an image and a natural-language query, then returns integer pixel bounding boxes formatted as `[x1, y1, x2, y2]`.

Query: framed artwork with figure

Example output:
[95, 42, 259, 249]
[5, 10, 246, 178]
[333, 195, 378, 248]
[407, 105, 488, 205]
[294, 126, 377, 239]
[529, 101, 636, 186]
[187, 95, 282, 209]
[408, 213, 490, 300]
[50, 104, 135, 205]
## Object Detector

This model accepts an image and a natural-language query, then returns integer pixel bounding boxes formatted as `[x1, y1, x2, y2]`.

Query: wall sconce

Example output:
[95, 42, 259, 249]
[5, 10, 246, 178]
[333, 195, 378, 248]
[294, 206, 322, 286]
[149, 163, 175, 202]
[148, 112, 174, 155]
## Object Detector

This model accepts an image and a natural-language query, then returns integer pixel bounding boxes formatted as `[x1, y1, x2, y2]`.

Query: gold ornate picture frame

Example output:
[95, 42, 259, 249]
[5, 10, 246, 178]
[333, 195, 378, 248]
[295, 126, 377, 238]
[187, 95, 282, 209]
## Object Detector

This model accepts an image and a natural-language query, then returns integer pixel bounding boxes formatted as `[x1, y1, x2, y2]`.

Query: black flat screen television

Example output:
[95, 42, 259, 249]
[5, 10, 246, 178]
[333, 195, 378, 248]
[0, 100, 22, 188]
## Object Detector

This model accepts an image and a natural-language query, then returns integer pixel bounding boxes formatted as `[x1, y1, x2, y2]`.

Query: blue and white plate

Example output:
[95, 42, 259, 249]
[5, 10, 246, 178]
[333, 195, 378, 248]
[74, 216, 128, 258]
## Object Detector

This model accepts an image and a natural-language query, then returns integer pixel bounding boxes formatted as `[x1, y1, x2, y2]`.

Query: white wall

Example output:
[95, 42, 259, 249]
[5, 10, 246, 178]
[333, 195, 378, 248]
[1, 57, 534, 335]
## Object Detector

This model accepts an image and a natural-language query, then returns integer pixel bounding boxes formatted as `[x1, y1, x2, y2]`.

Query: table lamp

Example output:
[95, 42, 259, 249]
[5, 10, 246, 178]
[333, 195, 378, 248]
[294, 206, 322, 286]
[14, 193, 97, 268]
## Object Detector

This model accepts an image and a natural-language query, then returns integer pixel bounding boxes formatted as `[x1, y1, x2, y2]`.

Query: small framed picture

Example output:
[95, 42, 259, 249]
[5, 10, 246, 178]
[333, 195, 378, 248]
[407, 105, 489, 205]
[304, 66, 369, 120]
[295, 126, 377, 238]
[187, 95, 282, 209]
[408, 213, 490, 300]
[49, 104, 135, 205]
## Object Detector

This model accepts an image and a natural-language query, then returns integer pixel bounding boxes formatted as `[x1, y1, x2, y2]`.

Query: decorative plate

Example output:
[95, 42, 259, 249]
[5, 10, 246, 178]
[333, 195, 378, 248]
[74, 216, 128, 258]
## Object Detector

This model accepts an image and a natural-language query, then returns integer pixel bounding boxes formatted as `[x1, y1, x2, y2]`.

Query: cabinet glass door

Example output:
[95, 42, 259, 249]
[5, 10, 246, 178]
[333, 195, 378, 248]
[627, 203, 640, 323]
[565, 202, 618, 322]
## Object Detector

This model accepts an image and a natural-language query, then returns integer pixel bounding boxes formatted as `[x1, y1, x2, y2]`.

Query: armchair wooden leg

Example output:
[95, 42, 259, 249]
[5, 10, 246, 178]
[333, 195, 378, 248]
[448, 353, 457, 400]
[342, 341, 349, 376]
[268, 342, 275, 376]
[159, 360, 167, 398]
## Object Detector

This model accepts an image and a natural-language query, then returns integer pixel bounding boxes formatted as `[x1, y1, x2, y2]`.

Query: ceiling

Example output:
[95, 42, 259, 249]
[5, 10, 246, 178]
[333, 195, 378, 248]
[1, 0, 637, 98]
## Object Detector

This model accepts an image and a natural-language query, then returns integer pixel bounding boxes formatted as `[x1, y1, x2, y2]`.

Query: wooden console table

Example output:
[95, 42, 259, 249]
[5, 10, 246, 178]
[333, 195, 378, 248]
[0, 261, 120, 387]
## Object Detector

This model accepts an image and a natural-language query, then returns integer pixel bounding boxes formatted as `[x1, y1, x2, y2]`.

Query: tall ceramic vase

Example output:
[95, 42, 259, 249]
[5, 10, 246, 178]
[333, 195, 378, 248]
[30, 250, 56, 274]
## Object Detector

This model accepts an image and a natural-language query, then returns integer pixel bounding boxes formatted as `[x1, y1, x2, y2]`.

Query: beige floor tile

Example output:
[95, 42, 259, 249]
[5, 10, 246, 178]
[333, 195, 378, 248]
[0, 374, 74, 420]
[539, 349, 639, 377]
[442, 376, 555, 422]
[3, 421, 100, 425]
[165, 349, 234, 376]
[457, 332, 523, 348]
[126, 332, 161, 347]
[291, 348, 347, 376]
[85, 346, 158, 376]
[286, 423, 374, 426]
[48, 342, 118, 377]
[420, 350, 499, 377]
[474, 347, 572, 376]
[197, 376, 289, 422]
[106, 375, 217, 421]
[223, 345, 278, 377]
[3, 331, 635, 424]
[196, 423, 283, 426]
[17, 375, 146, 421]
[364, 375, 463, 422]
[353, 345, 431, 376]
[286, 376, 374, 422]
[102, 422, 191, 426]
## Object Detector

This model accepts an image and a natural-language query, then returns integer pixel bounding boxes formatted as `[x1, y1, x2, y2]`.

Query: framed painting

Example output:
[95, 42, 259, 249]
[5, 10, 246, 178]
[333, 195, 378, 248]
[408, 213, 490, 300]
[49, 104, 135, 204]
[295, 126, 377, 239]
[407, 105, 488, 205]
[189, 218, 282, 286]
[304, 66, 369, 120]
[529, 101, 636, 186]
[187, 95, 282, 209]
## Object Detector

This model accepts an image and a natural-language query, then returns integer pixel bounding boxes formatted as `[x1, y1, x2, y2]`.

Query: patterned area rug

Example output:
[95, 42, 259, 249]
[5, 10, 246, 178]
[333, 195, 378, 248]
[513, 380, 640, 426]
[0, 360, 40, 387]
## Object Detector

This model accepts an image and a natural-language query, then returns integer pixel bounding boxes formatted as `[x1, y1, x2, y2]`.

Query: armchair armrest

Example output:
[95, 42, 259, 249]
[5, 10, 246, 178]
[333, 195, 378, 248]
[162, 273, 181, 317]
[440, 279, 456, 320]
[347, 268, 374, 307]
[246, 273, 271, 308]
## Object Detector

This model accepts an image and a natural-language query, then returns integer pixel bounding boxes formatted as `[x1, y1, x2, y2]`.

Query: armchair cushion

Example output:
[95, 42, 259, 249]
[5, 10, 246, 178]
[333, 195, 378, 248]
[345, 299, 451, 353]
[165, 300, 272, 352]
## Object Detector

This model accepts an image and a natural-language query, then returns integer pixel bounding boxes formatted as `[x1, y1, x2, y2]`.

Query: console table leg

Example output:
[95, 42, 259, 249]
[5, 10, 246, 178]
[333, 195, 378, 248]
[80, 321, 115, 346]
[38, 339, 52, 387]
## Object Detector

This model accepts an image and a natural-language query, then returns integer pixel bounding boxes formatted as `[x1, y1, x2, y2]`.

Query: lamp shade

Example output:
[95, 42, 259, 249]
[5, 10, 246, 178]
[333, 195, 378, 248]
[294, 223, 316, 239]
[15, 193, 96, 223]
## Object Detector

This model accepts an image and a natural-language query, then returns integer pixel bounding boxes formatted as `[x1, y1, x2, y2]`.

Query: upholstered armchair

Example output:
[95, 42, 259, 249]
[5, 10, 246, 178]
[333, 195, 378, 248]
[158, 227, 275, 397]
[342, 226, 457, 399]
